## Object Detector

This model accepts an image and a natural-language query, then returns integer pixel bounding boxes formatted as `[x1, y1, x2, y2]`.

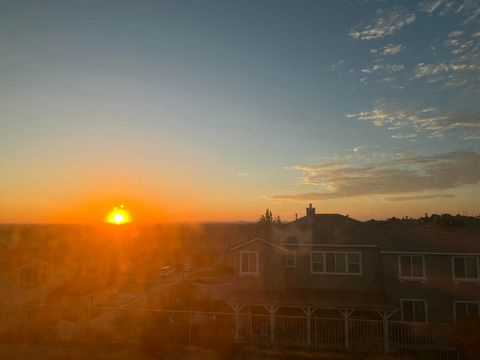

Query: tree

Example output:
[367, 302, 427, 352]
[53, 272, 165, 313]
[257, 209, 282, 229]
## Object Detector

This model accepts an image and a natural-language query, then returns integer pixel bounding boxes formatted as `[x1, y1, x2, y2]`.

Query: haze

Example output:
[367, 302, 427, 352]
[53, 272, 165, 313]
[1, 0, 479, 223]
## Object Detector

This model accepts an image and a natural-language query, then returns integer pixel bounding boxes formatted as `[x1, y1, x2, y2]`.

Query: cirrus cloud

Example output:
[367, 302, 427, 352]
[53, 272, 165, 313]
[347, 104, 480, 140]
[350, 8, 416, 40]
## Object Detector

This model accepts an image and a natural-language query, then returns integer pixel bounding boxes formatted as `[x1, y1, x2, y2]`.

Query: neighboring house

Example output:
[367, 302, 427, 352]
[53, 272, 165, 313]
[180, 223, 256, 268]
[226, 204, 480, 324]
[0, 250, 72, 333]
[47, 276, 118, 325]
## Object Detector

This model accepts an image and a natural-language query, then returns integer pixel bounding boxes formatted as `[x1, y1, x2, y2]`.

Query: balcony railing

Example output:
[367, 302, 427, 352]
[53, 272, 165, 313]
[0, 303, 459, 359]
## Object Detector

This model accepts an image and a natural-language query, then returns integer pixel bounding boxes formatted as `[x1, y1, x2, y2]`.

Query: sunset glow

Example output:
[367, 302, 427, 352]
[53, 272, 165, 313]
[105, 205, 131, 225]
[1, 0, 479, 224]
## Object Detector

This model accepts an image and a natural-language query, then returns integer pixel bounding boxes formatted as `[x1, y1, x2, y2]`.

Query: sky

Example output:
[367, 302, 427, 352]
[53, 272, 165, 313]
[0, 0, 479, 223]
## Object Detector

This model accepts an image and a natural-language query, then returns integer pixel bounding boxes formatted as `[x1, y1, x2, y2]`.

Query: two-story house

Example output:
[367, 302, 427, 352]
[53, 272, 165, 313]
[226, 204, 480, 327]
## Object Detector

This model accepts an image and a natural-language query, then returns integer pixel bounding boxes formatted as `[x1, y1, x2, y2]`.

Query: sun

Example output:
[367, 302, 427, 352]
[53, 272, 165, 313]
[105, 204, 132, 225]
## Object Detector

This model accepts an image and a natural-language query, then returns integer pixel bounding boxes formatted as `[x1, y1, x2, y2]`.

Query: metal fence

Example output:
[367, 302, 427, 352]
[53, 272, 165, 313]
[0, 304, 459, 358]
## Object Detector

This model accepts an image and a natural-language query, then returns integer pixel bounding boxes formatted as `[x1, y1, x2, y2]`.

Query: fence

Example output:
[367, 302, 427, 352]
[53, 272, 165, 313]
[0, 304, 459, 358]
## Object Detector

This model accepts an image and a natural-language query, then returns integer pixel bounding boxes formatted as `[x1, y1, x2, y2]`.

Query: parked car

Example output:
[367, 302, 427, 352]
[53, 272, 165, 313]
[160, 266, 174, 277]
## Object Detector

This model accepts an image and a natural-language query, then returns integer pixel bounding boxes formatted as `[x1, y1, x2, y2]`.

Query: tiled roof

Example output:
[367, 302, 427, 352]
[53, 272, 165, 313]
[284, 215, 480, 253]
[376, 223, 480, 253]
[285, 214, 379, 246]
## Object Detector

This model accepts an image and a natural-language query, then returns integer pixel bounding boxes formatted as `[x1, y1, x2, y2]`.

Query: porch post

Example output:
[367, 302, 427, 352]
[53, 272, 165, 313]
[301, 307, 316, 346]
[377, 309, 397, 355]
[339, 309, 354, 350]
[188, 311, 192, 345]
[229, 304, 245, 340]
[265, 305, 279, 344]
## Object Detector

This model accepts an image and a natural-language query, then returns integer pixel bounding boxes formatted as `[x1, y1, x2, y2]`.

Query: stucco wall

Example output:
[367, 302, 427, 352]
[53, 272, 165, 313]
[382, 253, 480, 322]
[285, 246, 383, 292]
[232, 241, 286, 292]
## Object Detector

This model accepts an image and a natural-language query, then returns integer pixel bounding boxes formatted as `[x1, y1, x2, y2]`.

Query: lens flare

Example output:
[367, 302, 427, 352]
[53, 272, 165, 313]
[105, 204, 132, 224]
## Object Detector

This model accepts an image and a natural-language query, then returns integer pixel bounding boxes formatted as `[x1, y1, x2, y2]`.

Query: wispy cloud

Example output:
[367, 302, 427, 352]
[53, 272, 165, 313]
[347, 104, 480, 140]
[384, 193, 455, 201]
[457, 0, 480, 24]
[419, 0, 447, 14]
[266, 150, 480, 201]
[409, 15, 480, 91]
[346, 1, 480, 94]
[361, 64, 404, 74]
[327, 59, 345, 71]
[350, 8, 416, 40]
[370, 43, 405, 55]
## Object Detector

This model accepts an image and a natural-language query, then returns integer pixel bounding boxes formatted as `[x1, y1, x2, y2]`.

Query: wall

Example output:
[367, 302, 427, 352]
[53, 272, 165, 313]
[382, 253, 480, 322]
[232, 241, 286, 292]
[285, 246, 383, 292]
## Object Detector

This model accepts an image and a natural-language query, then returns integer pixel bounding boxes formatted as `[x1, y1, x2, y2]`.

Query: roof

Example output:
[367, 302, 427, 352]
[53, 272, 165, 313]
[178, 222, 258, 249]
[377, 223, 480, 253]
[285, 214, 377, 246]
[227, 288, 394, 310]
[48, 276, 114, 297]
[228, 237, 288, 252]
[0, 248, 69, 273]
[283, 214, 480, 253]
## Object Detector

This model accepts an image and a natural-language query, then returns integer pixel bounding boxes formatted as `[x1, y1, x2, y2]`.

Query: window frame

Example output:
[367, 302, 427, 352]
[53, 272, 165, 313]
[19, 265, 46, 289]
[451, 256, 480, 282]
[310, 251, 362, 275]
[286, 250, 297, 268]
[400, 298, 428, 323]
[453, 301, 480, 321]
[239, 250, 259, 277]
[398, 254, 426, 282]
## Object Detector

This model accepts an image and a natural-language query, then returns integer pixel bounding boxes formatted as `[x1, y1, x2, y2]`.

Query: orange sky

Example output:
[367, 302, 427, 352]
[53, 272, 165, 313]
[1, 1, 479, 224]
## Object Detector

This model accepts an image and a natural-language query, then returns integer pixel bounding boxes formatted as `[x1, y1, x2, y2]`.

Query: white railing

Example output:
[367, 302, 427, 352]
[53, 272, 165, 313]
[1, 304, 458, 358]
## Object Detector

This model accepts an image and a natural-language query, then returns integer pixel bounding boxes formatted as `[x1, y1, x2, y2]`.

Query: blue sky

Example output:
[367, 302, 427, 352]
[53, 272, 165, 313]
[0, 0, 479, 222]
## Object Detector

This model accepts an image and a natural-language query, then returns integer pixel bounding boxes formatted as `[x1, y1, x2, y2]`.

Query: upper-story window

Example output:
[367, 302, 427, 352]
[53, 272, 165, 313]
[286, 250, 296, 268]
[454, 301, 480, 321]
[310, 251, 361, 275]
[452, 256, 479, 281]
[20, 265, 46, 288]
[399, 255, 426, 280]
[401, 298, 428, 322]
[240, 251, 259, 276]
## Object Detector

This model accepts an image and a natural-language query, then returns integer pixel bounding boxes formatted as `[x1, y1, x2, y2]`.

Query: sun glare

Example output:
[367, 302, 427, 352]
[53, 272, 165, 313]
[106, 204, 132, 225]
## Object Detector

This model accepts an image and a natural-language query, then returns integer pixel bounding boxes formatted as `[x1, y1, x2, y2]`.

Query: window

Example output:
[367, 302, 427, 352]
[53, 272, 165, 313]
[401, 299, 427, 322]
[286, 251, 296, 268]
[20, 266, 46, 288]
[240, 251, 258, 276]
[311, 252, 324, 273]
[310, 251, 361, 275]
[454, 301, 480, 321]
[452, 256, 479, 281]
[399, 255, 425, 280]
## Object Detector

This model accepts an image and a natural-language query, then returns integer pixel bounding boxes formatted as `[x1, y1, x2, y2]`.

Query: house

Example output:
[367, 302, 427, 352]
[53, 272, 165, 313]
[379, 221, 480, 323]
[0, 248, 72, 334]
[226, 204, 480, 326]
[178, 223, 257, 268]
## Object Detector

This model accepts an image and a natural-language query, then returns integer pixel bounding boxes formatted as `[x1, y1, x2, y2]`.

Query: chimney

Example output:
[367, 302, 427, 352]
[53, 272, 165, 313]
[306, 203, 316, 220]
[295, 213, 298, 221]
